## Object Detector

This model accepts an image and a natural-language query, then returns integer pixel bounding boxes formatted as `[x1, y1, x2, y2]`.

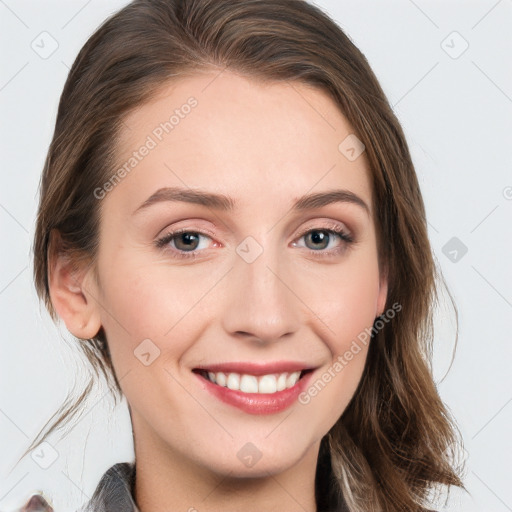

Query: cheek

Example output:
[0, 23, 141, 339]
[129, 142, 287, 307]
[95, 253, 218, 371]
[295, 255, 380, 423]
[299, 250, 382, 355]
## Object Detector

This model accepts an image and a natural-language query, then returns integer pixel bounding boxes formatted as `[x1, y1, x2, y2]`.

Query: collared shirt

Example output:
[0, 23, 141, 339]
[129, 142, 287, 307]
[77, 461, 344, 512]
[16, 461, 438, 511]
[77, 462, 139, 512]
[13, 464, 138, 512]
[16, 460, 343, 511]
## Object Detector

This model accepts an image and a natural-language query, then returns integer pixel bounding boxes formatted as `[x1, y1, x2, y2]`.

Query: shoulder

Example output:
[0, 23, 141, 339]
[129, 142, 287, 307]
[76, 462, 138, 512]
[11, 463, 137, 512]
[91, 462, 136, 492]
[9, 494, 54, 511]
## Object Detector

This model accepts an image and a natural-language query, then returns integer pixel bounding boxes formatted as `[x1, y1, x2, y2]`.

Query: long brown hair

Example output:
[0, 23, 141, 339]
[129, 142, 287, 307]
[28, 0, 466, 510]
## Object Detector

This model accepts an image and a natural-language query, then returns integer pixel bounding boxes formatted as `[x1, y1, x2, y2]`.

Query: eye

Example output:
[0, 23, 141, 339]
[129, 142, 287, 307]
[155, 223, 354, 260]
[155, 229, 214, 259]
[293, 224, 353, 255]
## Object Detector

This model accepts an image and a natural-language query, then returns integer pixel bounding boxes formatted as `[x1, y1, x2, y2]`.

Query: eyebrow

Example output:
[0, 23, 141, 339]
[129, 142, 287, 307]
[132, 186, 370, 216]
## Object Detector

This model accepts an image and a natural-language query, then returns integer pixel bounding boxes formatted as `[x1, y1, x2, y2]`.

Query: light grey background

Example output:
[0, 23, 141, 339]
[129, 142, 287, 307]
[1, 0, 511, 510]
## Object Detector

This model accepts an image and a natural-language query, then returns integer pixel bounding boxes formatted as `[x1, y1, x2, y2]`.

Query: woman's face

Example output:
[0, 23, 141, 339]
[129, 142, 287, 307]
[84, 70, 387, 477]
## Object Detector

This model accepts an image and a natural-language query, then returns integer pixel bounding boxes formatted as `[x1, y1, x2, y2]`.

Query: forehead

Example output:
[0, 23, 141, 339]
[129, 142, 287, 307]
[110, 69, 373, 216]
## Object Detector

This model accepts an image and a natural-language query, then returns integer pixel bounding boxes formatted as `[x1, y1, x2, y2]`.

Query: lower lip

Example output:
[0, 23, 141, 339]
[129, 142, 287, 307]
[193, 370, 314, 415]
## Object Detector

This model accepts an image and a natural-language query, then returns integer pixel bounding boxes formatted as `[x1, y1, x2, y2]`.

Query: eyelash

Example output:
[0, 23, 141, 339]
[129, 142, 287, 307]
[155, 223, 354, 260]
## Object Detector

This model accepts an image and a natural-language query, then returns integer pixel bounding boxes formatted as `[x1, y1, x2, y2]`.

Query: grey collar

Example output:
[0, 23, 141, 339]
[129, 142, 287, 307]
[78, 463, 139, 512]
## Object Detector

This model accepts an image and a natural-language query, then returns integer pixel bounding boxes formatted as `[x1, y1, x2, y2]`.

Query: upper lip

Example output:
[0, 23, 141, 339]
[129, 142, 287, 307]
[193, 361, 317, 376]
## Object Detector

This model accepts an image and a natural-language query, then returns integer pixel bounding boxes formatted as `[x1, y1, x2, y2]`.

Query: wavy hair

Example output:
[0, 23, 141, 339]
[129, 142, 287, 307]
[27, 0, 466, 510]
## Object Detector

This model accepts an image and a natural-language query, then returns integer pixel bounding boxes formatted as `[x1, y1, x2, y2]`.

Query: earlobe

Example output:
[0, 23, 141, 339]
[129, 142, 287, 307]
[48, 241, 102, 340]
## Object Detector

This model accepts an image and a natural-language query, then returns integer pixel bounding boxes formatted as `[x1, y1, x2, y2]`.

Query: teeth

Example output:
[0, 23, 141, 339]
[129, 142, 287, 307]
[226, 373, 240, 390]
[240, 374, 259, 393]
[215, 372, 226, 387]
[286, 372, 301, 388]
[202, 370, 303, 394]
[258, 374, 277, 394]
[276, 373, 287, 391]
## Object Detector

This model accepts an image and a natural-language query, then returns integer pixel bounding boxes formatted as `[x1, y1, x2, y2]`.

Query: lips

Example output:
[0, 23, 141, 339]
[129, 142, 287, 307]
[191, 361, 317, 414]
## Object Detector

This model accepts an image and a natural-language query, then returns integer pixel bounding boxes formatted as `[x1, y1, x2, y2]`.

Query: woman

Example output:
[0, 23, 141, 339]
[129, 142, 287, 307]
[21, 0, 465, 510]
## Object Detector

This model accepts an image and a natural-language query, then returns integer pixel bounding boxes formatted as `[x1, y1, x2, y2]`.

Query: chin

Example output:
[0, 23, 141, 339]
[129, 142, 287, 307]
[194, 440, 313, 479]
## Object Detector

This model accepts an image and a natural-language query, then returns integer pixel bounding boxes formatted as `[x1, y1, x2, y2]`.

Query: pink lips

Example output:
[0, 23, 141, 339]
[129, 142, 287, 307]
[192, 361, 316, 415]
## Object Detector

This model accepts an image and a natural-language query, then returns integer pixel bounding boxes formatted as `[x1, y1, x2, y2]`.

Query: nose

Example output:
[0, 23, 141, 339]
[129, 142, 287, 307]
[221, 239, 301, 345]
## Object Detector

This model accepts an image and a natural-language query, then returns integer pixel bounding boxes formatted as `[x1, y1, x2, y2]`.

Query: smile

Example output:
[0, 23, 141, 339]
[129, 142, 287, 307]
[194, 369, 312, 394]
[192, 365, 316, 415]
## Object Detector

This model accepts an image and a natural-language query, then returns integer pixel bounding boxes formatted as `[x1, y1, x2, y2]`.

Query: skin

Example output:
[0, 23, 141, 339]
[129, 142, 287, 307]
[50, 69, 387, 512]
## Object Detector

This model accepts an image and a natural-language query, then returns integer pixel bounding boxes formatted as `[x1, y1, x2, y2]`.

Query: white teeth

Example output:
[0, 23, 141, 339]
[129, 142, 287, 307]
[258, 374, 277, 394]
[215, 372, 226, 387]
[226, 373, 240, 391]
[240, 374, 259, 393]
[203, 370, 305, 394]
[286, 371, 301, 388]
[276, 373, 287, 391]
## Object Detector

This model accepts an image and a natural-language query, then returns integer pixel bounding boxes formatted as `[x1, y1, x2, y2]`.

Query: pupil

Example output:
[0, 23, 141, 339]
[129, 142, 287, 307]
[307, 231, 328, 250]
[176, 232, 198, 251]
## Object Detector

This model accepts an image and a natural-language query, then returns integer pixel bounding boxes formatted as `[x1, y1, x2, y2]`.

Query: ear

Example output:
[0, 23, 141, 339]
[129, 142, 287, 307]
[47, 231, 102, 340]
[376, 268, 388, 317]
